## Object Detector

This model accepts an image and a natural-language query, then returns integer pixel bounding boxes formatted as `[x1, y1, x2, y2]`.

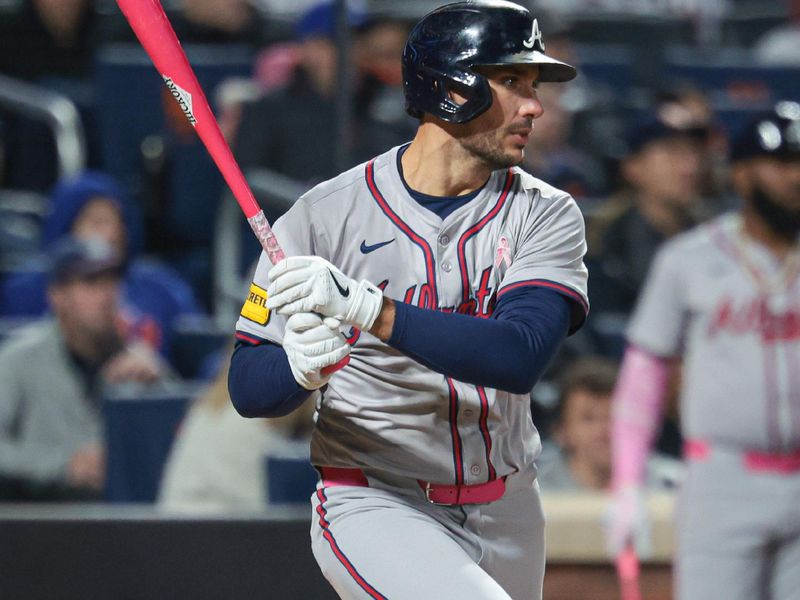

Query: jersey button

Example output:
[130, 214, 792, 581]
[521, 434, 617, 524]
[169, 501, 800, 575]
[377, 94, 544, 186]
[439, 235, 450, 246]
[470, 464, 481, 476]
[442, 262, 452, 272]
[463, 409, 474, 418]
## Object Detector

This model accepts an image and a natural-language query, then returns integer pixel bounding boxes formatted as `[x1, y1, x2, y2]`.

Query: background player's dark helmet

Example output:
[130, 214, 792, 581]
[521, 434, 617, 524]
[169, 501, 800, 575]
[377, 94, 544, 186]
[730, 101, 800, 163]
[402, 0, 577, 124]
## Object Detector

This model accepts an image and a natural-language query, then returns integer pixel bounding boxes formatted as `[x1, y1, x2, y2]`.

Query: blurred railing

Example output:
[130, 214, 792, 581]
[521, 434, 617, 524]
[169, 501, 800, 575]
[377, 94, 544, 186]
[213, 168, 308, 326]
[0, 73, 87, 179]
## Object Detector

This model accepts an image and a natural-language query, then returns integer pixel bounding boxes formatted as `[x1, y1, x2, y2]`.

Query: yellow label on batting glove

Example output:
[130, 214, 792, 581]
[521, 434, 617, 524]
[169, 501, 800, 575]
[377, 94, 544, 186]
[240, 282, 270, 325]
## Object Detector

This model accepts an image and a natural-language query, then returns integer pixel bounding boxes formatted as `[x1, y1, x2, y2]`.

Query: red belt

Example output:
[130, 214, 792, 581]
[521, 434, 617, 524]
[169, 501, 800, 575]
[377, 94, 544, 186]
[685, 439, 800, 474]
[317, 467, 507, 505]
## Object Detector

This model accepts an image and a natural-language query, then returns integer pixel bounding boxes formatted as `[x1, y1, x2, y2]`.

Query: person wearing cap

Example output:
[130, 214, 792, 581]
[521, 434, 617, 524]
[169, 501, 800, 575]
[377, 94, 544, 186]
[605, 102, 800, 599]
[586, 112, 707, 317]
[0, 238, 170, 500]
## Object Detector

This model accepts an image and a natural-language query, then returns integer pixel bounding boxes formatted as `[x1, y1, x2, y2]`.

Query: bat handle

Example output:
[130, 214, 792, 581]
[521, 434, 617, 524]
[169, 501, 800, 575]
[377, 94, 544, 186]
[321, 356, 350, 375]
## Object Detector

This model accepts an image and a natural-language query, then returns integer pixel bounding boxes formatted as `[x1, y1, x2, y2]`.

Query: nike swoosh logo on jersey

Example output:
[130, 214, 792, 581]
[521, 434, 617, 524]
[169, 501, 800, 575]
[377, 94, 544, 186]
[360, 239, 395, 254]
[329, 269, 350, 297]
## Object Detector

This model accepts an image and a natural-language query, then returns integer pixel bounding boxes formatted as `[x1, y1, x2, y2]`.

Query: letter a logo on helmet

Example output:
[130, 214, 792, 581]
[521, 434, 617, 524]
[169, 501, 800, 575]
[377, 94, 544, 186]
[402, 0, 576, 124]
[522, 19, 544, 51]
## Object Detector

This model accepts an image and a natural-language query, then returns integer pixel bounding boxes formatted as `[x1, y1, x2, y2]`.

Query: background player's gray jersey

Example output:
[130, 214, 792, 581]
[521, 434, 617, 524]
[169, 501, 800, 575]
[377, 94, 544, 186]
[628, 213, 800, 451]
[236, 145, 588, 484]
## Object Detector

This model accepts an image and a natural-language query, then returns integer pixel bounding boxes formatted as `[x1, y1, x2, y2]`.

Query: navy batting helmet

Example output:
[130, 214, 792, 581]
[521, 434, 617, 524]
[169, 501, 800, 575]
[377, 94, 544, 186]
[402, 0, 577, 124]
[730, 101, 800, 163]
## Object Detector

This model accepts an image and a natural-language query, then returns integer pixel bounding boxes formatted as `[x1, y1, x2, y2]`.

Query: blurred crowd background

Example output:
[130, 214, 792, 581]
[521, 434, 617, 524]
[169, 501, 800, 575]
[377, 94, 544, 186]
[0, 0, 798, 510]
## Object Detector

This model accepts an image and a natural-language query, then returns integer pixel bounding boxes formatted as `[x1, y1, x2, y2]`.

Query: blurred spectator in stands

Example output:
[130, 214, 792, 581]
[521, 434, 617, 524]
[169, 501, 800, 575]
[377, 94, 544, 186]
[755, 0, 800, 65]
[353, 15, 417, 149]
[0, 171, 202, 360]
[537, 356, 681, 492]
[533, 0, 730, 42]
[523, 10, 624, 197]
[181, 0, 255, 38]
[0, 0, 95, 81]
[233, 2, 410, 187]
[0, 238, 170, 501]
[158, 345, 316, 513]
[586, 113, 707, 316]
[521, 82, 607, 199]
[654, 87, 732, 205]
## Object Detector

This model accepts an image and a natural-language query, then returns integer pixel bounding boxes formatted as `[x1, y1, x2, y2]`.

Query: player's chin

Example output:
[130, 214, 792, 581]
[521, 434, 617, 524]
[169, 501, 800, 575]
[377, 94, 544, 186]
[505, 146, 525, 167]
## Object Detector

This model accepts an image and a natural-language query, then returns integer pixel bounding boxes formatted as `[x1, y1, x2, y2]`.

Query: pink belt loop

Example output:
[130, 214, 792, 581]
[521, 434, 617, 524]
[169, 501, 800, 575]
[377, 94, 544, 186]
[683, 440, 800, 474]
[744, 451, 800, 474]
[318, 467, 370, 488]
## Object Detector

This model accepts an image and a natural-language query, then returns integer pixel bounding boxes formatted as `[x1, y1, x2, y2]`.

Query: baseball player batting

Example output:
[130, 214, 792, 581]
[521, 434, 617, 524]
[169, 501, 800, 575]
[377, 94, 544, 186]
[229, 2, 588, 598]
[606, 102, 800, 599]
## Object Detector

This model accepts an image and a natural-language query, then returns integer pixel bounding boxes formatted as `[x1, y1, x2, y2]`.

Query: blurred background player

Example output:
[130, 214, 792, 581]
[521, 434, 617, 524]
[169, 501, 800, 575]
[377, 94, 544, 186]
[606, 102, 800, 599]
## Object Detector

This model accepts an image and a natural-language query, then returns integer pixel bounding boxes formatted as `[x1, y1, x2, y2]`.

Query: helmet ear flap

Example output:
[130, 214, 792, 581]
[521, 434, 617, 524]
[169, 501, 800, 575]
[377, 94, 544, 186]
[437, 74, 493, 124]
[402, 58, 493, 124]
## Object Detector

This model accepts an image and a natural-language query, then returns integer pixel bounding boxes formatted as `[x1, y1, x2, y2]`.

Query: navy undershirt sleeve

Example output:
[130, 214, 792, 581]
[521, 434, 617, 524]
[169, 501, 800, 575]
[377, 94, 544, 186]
[388, 286, 571, 394]
[228, 340, 311, 418]
[228, 287, 573, 415]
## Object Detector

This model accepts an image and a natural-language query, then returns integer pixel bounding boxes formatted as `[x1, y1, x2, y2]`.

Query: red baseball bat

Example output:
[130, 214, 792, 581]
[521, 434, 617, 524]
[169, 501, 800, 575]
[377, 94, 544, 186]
[616, 544, 643, 600]
[116, 0, 348, 374]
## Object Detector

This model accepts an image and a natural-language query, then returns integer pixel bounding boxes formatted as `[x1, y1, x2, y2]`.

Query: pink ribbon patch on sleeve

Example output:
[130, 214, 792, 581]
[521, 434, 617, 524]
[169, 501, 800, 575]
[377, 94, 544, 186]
[494, 235, 512, 268]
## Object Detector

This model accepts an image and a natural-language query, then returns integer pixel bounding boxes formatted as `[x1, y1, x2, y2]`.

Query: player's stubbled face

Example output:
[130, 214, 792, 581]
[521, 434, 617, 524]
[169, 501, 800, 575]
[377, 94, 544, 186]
[745, 157, 800, 240]
[457, 64, 544, 169]
[750, 157, 800, 212]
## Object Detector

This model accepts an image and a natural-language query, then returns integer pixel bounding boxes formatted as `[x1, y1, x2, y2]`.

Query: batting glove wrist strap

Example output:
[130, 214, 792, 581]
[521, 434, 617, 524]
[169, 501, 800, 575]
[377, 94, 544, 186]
[283, 313, 350, 390]
[266, 256, 384, 331]
[345, 279, 383, 332]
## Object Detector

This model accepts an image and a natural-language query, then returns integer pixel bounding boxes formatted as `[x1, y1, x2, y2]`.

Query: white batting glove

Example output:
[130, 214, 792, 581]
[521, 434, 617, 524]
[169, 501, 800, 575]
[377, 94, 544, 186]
[283, 313, 350, 390]
[266, 256, 383, 332]
[603, 484, 652, 559]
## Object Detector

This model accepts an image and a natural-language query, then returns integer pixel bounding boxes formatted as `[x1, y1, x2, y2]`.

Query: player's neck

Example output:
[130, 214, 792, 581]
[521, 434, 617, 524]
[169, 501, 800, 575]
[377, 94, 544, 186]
[402, 125, 494, 197]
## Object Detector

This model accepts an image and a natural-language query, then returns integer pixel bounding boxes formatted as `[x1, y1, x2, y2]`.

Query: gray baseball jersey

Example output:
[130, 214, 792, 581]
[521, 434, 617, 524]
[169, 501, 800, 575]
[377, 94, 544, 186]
[235, 144, 589, 486]
[628, 212, 800, 451]
[627, 212, 800, 600]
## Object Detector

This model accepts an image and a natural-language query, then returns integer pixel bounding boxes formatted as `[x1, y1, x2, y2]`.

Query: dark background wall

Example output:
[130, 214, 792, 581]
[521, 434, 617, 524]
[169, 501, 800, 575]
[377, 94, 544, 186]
[0, 511, 338, 600]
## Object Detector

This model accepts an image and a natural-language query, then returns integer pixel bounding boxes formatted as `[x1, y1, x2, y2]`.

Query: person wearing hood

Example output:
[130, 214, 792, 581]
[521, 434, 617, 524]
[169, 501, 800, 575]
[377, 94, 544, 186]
[0, 171, 201, 359]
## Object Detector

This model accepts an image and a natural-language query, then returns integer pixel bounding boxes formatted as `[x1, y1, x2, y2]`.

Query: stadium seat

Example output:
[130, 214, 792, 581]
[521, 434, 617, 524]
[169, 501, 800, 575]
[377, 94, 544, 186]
[169, 314, 230, 380]
[103, 383, 200, 503]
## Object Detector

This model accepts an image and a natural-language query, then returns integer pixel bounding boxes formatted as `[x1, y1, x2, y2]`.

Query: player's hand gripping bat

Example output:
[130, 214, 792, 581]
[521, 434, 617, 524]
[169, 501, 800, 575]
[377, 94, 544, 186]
[115, 0, 348, 374]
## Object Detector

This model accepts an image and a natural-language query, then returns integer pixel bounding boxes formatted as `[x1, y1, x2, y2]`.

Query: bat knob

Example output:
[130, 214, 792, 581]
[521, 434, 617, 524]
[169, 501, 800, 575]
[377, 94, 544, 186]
[321, 355, 350, 376]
